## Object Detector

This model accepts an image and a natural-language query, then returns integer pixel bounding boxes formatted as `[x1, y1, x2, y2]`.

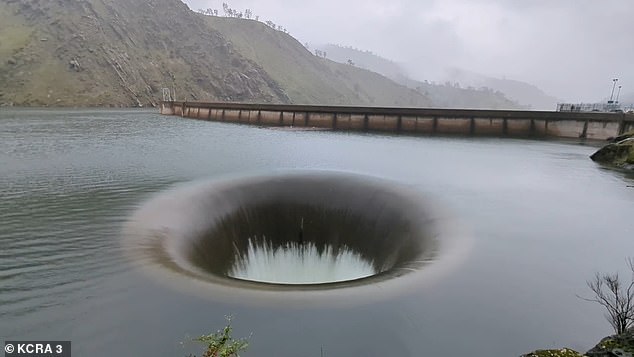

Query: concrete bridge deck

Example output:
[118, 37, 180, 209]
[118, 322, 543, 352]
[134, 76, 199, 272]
[160, 101, 634, 140]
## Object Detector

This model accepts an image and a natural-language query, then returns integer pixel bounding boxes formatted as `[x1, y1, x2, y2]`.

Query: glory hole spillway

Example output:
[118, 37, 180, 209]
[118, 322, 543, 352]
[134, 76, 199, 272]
[123, 172, 459, 302]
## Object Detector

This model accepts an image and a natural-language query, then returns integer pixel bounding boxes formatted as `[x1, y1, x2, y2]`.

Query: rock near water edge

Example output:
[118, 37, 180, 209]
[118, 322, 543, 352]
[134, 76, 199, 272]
[585, 329, 634, 357]
[590, 130, 634, 170]
[520, 348, 585, 357]
[521, 329, 634, 357]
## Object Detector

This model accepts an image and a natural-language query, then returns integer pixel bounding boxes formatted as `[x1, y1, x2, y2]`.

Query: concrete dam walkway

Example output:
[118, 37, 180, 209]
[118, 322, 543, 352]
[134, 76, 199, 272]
[160, 101, 634, 140]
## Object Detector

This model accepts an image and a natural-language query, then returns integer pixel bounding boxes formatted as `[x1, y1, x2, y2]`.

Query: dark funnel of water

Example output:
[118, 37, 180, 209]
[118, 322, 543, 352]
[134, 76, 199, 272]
[127, 172, 443, 291]
[179, 173, 439, 286]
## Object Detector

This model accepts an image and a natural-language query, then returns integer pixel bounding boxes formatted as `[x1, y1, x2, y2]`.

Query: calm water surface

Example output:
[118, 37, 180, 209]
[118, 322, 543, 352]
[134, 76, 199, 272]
[1, 109, 633, 356]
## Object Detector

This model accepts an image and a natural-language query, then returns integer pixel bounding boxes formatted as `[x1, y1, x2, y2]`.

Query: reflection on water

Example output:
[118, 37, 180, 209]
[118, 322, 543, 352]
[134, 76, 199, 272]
[1, 109, 633, 357]
[228, 238, 376, 284]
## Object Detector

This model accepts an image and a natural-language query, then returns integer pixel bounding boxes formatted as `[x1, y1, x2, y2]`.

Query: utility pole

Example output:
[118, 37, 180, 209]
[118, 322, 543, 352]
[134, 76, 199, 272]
[609, 78, 618, 103]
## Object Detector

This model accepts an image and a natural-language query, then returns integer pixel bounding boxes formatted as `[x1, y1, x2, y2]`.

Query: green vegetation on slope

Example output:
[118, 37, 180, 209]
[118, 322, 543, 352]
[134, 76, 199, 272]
[0, 0, 288, 107]
[200, 15, 432, 107]
[0, 0, 433, 108]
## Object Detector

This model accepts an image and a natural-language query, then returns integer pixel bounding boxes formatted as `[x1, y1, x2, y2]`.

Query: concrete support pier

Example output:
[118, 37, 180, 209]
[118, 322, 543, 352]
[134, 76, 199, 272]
[160, 101, 634, 140]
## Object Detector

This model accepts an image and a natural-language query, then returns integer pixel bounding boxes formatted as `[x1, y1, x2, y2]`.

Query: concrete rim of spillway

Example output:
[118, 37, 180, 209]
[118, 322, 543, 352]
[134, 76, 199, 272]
[122, 170, 472, 307]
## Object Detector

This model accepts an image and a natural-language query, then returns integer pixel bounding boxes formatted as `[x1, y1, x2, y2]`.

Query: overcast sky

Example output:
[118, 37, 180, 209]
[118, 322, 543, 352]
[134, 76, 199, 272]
[184, 0, 633, 102]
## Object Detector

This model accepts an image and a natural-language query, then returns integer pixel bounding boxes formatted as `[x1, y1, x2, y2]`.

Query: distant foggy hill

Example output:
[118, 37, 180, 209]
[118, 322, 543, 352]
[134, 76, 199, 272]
[444, 68, 560, 110]
[0, 0, 431, 107]
[318, 44, 408, 82]
[318, 44, 525, 110]
[2, 0, 551, 109]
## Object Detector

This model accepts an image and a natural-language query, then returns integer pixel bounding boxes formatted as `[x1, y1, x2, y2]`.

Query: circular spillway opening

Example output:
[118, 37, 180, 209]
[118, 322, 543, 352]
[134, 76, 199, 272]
[194, 197, 405, 285]
[125, 172, 448, 294]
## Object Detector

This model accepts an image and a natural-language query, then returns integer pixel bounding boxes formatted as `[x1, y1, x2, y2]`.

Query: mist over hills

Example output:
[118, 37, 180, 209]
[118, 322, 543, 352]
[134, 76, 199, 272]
[202, 16, 431, 107]
[319, 43, 562, 110]
[0, 0, 434, 107]
[0, 0, 556, 110]
[443, 68, 560, 110]
[318, 44, 408, 82]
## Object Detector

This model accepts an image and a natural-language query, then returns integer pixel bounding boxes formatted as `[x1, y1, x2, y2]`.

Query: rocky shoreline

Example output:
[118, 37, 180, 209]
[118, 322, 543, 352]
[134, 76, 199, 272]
[521, 329, 634, 357]
[590, 130, 634, 170]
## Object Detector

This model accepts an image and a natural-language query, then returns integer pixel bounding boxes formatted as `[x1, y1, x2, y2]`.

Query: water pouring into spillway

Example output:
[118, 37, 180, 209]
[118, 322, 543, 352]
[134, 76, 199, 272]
[124, 171, 461, 301]
[228, 237, 376, 284]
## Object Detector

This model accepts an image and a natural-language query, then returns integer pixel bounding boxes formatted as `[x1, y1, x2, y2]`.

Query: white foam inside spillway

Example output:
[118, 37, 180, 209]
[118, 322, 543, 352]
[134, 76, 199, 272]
[228, 237, 377, 284]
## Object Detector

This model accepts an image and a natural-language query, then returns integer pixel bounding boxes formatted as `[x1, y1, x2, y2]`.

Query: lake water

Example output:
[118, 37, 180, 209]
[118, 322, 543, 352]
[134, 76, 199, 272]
[1, 109, 633, 356]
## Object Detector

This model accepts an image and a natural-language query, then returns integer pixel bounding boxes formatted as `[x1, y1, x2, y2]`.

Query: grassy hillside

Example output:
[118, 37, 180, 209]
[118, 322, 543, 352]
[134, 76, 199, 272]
[0, 0, 432, 108]
[200, 16, 431, 107]
[0, 0, 287, 107]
